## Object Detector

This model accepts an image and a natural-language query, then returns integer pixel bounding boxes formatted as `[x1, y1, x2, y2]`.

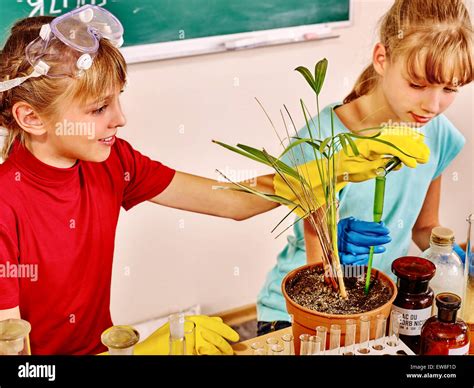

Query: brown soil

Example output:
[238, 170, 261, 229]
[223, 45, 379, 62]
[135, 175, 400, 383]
[285, 266, 393, 315]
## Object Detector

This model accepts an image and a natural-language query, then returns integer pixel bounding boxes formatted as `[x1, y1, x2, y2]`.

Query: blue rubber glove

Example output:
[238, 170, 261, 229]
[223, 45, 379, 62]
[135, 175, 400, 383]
[454, 243, 466, 264]
[338, 216, 391, 265]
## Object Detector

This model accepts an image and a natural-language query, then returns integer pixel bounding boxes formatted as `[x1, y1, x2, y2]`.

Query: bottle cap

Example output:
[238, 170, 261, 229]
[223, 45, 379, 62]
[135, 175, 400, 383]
[430, 226, 455, 246]
[392, 256, 436, 281]
[101, 325, 140, 349]
[435, 292, 461, 310]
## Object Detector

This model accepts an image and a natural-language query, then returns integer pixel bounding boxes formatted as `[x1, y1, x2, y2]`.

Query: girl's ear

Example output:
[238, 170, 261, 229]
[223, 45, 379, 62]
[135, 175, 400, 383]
[373, 43, 388, 77]
[12, 102, 47, 136]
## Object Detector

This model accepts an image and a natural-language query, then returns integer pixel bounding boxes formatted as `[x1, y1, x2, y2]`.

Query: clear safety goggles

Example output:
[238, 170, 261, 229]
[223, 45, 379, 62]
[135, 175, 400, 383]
[0, 5, 124, 93]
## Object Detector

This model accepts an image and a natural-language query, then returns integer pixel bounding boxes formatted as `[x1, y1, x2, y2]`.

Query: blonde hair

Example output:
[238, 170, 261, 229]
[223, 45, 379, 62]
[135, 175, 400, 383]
[0, 16, 127, 160]
[344, 0, 473, 104]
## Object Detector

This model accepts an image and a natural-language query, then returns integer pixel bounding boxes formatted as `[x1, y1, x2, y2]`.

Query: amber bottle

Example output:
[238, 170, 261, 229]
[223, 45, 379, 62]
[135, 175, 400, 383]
[391, 256, 436, 354]
[420, 293, 470, 355]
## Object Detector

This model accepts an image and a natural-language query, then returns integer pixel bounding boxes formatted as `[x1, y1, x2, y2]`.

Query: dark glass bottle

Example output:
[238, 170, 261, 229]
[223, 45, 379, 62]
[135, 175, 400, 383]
[391, 256, 436, 354]
[420, 293, 470, 355]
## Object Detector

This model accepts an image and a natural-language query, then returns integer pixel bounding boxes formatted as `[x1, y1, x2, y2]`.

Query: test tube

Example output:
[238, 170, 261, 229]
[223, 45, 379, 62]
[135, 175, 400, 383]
[168, 313, 186, 355]
[329, 324, 341, 355]
[316, 326, 328, 354]
[309, 335, 322, 355]
[250, 341, 265, 355]
[357, 315, 370, 354]
[270, 344, 284, 355]
[387, 310, 401, 347]
[373, 314, 387, 351]
[281, 333, 294, 355]
[299, 334, 311, 355]
[265, 337, 279, 355]
[343, 319, 356, 355]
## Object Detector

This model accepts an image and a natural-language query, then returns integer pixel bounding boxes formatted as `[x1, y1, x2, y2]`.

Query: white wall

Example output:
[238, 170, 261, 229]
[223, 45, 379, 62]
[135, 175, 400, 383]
[107, 0, 472, 324]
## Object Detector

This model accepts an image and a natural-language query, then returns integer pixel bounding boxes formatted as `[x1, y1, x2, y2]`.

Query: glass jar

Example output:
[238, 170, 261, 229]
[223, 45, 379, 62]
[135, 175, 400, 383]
[0, 319, 31, 355]
[391, 256, 436, 354]
[422, 226, 464, 312]
[420, 293, 470, 355]
[101, 325, 140, 355]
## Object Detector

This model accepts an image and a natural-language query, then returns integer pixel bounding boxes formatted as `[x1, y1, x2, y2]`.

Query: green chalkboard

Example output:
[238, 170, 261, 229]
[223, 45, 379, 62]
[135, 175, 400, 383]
[0, 0, 350, 48]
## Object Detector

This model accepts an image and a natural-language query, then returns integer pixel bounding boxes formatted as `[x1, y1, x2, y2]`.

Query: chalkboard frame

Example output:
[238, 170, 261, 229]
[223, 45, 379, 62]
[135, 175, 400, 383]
[119, 0, 353, 64]
[1, 0, 353, 64]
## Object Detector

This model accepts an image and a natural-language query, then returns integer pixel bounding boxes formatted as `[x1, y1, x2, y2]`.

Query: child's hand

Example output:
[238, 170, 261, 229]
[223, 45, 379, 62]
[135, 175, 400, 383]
[273, 126, 430, 217]
[133, 315, 239, 355]
[337, 217, 391, 266]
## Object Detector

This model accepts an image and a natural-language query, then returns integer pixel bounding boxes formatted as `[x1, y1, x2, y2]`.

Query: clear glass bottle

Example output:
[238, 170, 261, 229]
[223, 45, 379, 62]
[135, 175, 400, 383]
[420, 293, 470, 355]
[391, 256, 436, 354]
[422, 227, 464, 310]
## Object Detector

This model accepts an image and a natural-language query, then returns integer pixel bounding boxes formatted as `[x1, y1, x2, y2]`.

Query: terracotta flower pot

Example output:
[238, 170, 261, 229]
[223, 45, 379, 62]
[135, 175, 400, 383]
[282, 263, 398, 355]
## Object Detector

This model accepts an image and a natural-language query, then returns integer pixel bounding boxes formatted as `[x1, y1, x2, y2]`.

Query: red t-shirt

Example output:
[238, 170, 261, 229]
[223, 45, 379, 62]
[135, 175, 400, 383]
[0, 138, 175, 354]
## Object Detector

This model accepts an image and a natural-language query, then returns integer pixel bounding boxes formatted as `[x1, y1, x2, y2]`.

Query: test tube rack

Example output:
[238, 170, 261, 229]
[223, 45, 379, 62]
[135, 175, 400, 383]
[323, 336, 415, 356]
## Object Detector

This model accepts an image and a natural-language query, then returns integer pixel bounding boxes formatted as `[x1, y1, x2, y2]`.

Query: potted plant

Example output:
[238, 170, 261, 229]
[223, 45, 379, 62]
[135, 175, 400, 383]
[214, 58, 415, 354]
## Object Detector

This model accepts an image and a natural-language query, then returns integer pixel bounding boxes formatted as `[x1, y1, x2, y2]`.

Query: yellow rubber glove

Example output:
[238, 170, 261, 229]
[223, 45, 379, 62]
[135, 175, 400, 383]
[274, 127, 430, 217]
[131, 315, 239, 355]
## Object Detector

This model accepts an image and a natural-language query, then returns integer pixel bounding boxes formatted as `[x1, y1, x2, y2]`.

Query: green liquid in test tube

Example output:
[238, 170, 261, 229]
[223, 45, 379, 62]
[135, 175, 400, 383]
[365, 157, 401, 294]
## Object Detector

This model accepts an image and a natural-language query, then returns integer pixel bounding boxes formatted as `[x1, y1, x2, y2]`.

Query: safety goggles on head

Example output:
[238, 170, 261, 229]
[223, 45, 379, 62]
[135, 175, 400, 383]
[0, 5, 124, 93]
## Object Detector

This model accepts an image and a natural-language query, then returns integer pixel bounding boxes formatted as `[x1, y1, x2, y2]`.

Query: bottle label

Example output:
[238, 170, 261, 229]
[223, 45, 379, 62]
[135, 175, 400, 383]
[392, 305, 432, 336]
[448, 343, 470, 355]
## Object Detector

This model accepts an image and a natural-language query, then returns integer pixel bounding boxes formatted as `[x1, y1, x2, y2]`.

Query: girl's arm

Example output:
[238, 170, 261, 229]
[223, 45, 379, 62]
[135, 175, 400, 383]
[304, 214, 324, 264]
[150, 171, 279, 220]
[412, 176, 442, 251]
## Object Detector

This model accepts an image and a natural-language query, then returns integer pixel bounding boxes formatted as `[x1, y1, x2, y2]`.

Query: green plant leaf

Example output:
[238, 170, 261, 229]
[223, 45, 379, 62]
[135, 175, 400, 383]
[212, 140, 270, 165]
[338, 135, 348, 155]
[279, 137, 322, 158]
[344, 134, 360, 156]
[295, 66, 317, 93]
[314, 58, 328, 95]
[236, 144, 303, 181]
[319, 136, 332, 153]
[213, 182, 298, 207]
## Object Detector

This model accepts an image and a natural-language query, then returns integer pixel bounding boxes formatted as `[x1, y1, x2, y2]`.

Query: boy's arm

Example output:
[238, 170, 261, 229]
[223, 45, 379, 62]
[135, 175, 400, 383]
[149, 171, 279, 220]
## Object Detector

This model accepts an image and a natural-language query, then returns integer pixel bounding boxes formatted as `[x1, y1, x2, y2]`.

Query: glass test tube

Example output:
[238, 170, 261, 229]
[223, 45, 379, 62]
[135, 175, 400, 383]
[265, 337, 279, 355]
[316, 326, 328, 353]
[299, 334, 311, 355]
[270, 344, 284, 355]
[373, 314, 386, 351]
[357, 315, 371, 354]
[343, 319, 356, 355]
[387, 310, 401, 347]
[250, 341, 265, 355]
[309, 335, 322, 355]
[168, 313, 186, 355]
[329, 324, 341, 354]
[281, 333, 294, 355]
